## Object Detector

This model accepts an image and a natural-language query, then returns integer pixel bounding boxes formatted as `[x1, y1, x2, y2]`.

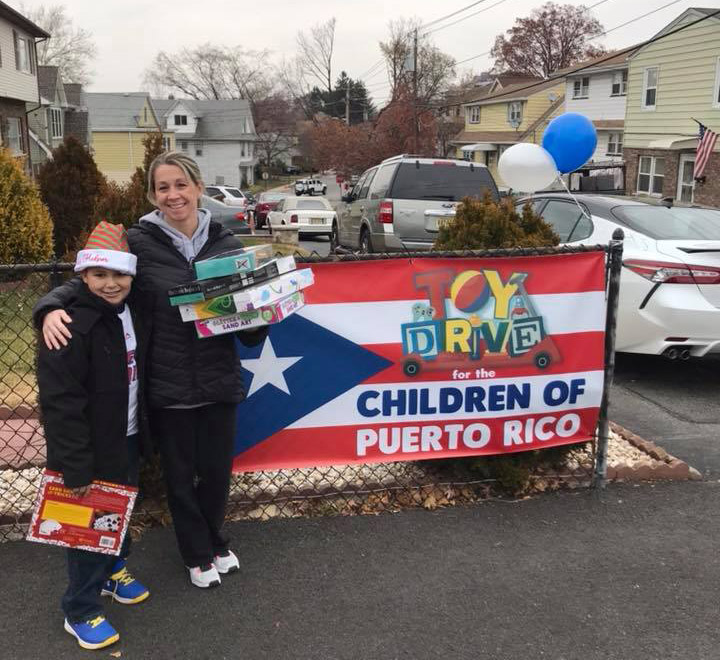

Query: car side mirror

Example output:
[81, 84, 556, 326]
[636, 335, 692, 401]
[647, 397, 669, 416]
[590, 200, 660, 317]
[342, 194, 354, 203]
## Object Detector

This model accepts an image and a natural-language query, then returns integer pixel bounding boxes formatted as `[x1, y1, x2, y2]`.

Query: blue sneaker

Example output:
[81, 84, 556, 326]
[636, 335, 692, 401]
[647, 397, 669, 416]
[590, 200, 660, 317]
[101, 560, 150, 605]
[64, 615, 119, 650]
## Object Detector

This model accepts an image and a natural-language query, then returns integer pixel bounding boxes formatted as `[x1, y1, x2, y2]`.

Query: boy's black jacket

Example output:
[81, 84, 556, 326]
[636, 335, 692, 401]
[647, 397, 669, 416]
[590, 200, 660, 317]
[33, 221, 267, 408]
[37, 284, 151, 488]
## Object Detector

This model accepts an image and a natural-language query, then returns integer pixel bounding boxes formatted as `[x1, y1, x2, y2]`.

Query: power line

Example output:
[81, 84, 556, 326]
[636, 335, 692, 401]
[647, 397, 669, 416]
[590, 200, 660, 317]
[426, 4, 720, 111]
[424, 0, 511, 36]
[420, 0, 495, 30]
[452, 0, 687, 67]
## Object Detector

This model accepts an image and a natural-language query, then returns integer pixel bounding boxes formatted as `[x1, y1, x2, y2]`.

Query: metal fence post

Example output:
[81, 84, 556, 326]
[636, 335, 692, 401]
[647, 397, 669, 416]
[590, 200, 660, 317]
[593, 229, 624, 490]
[48, 260, 64, 291]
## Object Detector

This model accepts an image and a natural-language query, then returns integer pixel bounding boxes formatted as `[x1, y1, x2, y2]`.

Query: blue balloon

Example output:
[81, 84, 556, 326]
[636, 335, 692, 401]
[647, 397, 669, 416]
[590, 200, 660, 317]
[542, 113, 597, 174]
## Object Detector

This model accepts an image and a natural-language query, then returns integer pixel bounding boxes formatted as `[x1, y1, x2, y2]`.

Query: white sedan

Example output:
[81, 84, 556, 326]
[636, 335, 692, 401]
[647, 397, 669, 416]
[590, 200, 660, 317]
[522, 194, 720, 358]
[267, 196, 336, 237]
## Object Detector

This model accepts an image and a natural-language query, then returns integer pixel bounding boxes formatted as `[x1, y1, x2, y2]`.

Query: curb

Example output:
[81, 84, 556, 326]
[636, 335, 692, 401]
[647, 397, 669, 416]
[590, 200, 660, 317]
[608, 422, 702, 482]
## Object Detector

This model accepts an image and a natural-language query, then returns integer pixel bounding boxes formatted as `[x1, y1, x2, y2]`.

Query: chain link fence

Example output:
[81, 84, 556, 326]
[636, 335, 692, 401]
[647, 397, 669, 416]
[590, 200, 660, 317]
[1, 250, 606, 542]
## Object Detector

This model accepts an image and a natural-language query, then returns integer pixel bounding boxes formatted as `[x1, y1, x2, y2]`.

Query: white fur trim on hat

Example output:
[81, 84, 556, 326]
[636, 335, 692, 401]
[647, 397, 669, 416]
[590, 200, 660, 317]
[74, 249, 137, 275]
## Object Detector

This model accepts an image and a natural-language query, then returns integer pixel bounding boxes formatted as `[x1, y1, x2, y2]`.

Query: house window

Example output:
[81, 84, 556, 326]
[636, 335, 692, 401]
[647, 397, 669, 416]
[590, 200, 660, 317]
[507, 101, 522, 126]
[174, 114, 188, 126]
[607, 132, 623, 156]
[462, 149, 473, 161]
[713, 57, 720, 108]
[13, 31, 34, 73]
[195, 142, 203, 157]
[642, 67, 658, 110]
[241, 142, 246, 157]
[637, 156, 665, 195]
[143, 107, 148, 123]
[467, 106, 481, 124]
[7, 117, 23, 154]
[572, 77, 590, 99]
[611, 70, 628, 96]
[50, 108, 63, 138]
[162, 136, 171, 151]
[180, 140, 188, 152]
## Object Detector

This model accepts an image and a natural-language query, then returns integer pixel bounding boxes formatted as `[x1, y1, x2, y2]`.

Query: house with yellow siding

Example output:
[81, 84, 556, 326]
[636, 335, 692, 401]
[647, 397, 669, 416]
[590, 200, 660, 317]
[451, 79, 565, 188]
[623, 8, 720, 206]
[86, 92, 174, 183]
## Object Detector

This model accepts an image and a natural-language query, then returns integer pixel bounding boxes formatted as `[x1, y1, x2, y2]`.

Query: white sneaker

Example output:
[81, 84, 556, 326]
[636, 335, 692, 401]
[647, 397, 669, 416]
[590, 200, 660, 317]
[213, 550, 239, 574]
[187, 564, 221, 588]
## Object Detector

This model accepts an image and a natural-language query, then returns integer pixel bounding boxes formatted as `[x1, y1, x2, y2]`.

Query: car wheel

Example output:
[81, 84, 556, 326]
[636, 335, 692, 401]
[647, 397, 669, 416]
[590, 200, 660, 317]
[534, 352, 551, 369]
[359, 227, 373, 254]
[403, 360, 420, 377]
[330, 222, 340, 250]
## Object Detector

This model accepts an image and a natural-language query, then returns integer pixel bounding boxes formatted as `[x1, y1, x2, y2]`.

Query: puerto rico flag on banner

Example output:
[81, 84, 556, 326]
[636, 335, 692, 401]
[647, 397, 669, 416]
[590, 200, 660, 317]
[232, 252, 607, 472]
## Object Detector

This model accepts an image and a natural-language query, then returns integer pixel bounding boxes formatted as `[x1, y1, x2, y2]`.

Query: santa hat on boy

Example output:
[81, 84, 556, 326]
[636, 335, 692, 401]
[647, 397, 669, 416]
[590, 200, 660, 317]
[74, 222, 137, 276]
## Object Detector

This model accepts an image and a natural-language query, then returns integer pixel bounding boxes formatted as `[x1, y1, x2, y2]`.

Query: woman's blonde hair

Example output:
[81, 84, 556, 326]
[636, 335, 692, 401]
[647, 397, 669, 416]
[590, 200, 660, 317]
[146, 151, 204, 205]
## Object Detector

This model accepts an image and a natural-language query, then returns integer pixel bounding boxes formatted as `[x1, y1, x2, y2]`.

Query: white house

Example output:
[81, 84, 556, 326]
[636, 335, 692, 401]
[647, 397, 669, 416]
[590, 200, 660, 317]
[0, 1, 49, 173]
[153, 98, 257, 187]
[563, 47, 636, 165]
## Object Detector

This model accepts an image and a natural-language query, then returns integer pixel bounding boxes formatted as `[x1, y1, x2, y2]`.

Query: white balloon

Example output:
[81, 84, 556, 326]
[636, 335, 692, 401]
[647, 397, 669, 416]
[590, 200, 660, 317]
[498, 143, 558, 192]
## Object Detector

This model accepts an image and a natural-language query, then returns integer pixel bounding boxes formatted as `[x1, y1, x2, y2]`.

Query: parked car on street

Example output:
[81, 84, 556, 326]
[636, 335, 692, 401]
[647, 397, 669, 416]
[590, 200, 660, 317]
[204, 185, 251, 209]
[254, 191, 288, 228]
[519, 193, 720, 357]
[266, 196, 336, 238]
[285, 165, 301, 175]
[200, 195, 250, 235]
[294, 178, 327, 196]
[334, 154, 499, 253]
[241, 190, 257, 213]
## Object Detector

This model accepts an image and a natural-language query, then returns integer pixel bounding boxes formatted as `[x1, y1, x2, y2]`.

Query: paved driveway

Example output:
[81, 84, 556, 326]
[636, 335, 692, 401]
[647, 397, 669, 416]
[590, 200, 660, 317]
[610, 353, 720, 477]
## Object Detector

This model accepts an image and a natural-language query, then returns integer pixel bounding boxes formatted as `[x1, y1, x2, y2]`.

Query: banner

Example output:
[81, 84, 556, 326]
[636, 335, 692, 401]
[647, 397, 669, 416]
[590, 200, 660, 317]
[233, 252, 607, 471]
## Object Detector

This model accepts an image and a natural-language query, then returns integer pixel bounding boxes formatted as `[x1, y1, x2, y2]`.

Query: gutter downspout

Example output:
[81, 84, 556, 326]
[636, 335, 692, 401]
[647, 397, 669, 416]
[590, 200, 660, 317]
[24, 36, 49, 176]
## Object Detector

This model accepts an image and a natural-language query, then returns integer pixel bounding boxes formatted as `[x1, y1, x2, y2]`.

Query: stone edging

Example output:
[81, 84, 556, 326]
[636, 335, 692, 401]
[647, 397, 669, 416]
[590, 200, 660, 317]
[608, 422, 702, 482]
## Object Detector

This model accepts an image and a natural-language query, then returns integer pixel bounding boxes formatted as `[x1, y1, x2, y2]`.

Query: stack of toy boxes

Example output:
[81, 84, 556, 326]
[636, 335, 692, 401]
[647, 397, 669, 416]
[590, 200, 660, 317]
[168, 244, 313, 338]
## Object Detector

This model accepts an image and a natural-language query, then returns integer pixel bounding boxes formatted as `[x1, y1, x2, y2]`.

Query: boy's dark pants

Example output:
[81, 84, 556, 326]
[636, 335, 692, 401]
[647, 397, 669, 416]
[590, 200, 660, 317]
[150, 403, 236, 568]
[62, 435, 139, 623]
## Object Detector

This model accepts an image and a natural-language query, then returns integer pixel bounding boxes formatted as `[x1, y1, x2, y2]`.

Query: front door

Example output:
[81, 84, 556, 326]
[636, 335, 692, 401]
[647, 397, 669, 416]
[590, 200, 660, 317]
[677, 154, 695, 204]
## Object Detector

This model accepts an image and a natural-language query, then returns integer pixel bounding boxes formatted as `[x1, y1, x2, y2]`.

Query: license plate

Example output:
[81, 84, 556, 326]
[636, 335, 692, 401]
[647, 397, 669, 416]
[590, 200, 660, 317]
[310, 218, 324, 225]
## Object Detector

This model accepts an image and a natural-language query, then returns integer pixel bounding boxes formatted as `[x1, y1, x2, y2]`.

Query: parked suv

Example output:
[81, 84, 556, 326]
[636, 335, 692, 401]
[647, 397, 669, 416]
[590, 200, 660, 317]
[294, 178, 327, 196]
[204, 185, 251, 208]
[333, 155, 499, 252]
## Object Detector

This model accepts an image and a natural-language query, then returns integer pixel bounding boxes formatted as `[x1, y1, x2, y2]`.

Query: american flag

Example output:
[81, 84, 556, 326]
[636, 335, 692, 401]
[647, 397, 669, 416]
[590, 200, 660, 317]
[694, 122, 718, 180]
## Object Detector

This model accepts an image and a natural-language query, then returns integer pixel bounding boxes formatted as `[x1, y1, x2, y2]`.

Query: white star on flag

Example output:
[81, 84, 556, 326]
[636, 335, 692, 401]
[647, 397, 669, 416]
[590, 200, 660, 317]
[242, 337, 302, 398]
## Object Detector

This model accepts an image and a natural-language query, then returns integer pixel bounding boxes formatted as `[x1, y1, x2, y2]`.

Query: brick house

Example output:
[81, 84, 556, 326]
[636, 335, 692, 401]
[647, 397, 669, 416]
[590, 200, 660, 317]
[624, 8, 720, 206]
[0, 1, 49, 173]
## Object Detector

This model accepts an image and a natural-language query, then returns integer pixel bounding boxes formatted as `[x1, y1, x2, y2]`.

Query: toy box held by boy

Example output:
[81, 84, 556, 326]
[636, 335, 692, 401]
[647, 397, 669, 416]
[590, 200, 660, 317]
[178, 267, 314, 322]
[26, 470, 137, 555]
[195, 291, 305, 337]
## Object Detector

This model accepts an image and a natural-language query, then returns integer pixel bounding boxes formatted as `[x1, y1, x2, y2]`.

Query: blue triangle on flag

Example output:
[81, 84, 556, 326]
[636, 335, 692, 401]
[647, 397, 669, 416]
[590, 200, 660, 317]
[233, 314, 392, 455]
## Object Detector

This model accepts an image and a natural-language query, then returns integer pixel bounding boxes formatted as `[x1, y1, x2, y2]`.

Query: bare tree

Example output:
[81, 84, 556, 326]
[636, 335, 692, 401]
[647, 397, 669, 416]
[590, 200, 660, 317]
[491, 2, 605, 78]
[379, 18, 456, 106]
[296, 18, 337, 94]
[253, 94, 300, 169]
[144, 44, 275, 113]
[22, 4, 96, 85]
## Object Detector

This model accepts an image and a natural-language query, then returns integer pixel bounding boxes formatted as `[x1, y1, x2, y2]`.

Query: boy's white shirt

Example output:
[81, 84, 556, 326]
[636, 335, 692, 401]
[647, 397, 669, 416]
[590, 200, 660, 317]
[118, 306, 139, 436]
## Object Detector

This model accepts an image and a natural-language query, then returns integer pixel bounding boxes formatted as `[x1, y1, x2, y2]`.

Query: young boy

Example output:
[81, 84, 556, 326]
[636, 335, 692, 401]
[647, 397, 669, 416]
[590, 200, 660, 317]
[37, 222, 150, 650]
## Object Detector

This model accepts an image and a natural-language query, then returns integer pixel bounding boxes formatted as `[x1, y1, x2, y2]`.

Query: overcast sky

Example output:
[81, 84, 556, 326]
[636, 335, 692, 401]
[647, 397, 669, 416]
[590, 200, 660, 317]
[10, 0, 720, 105]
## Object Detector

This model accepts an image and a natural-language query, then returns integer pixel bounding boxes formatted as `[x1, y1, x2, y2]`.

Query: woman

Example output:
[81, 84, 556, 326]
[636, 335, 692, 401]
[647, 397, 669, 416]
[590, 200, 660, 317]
[35, 152, 267, 589]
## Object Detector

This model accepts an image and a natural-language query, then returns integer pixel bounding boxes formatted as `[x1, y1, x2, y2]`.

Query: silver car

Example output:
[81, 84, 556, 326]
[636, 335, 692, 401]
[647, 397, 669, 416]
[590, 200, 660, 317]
[333, 155, 499, 252]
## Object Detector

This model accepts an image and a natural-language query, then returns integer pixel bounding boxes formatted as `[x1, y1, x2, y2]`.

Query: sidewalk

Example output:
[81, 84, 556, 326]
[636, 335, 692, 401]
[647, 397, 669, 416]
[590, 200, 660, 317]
[2, 480, 717, 659]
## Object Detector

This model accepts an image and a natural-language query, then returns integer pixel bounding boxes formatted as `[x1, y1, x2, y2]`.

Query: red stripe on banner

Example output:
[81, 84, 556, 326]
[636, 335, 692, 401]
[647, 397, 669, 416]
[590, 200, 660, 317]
[303, 252, 606, 304]
[233, 407, 600, 472]
[362, 331, 605, 383]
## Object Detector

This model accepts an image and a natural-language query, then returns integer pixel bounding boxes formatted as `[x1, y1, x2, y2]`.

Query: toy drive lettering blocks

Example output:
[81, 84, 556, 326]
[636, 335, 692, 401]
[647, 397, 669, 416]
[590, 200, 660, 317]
[178, 267, 314, 322]
[169, 256, 296, 306]
[193, 243, 274, 281]
[195, 291, 306, 338]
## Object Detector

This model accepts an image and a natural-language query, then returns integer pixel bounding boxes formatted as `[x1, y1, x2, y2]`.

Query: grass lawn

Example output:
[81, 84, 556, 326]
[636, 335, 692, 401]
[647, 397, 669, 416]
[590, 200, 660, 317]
[0, 274, 47, 410]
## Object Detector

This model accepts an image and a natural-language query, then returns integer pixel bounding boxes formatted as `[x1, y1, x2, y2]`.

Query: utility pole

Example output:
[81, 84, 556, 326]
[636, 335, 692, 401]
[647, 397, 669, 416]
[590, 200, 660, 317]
[412, 28, 419, 153]
[345, 79, 351, 125]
